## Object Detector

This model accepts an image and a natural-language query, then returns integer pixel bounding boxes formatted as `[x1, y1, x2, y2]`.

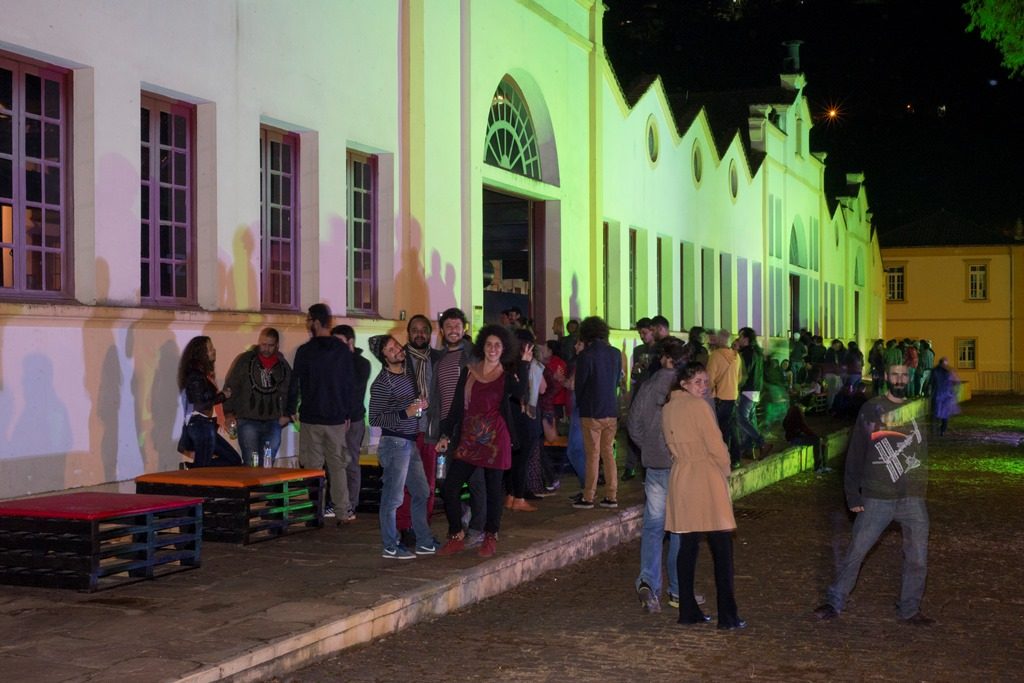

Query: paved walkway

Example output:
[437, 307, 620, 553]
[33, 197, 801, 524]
[2, 394, 1009, 682]
[283, 394, 1024, 682]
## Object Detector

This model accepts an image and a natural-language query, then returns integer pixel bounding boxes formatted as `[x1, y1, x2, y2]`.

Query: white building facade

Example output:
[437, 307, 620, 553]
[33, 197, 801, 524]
[0, 0, 883, 499]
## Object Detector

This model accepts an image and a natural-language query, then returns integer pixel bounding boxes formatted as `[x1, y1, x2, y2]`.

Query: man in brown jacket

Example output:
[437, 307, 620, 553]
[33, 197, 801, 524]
[706, 329, 742, 469]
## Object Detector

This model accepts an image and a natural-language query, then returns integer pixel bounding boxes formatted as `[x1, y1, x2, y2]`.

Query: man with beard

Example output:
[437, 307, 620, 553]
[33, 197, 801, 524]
[223, 327, 292, 463]
[814, 363, 933, 625]
[396, 314, 440, 544]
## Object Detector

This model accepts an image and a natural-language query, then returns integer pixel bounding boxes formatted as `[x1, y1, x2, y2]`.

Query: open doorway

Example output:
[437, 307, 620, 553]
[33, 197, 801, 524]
[482, 187, 545, 329]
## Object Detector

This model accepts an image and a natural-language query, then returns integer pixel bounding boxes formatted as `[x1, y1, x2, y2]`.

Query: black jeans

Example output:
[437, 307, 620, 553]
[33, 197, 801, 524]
[675, 530, 741, 627]
[443, 459, 505, 535]
[185, 415, 242, 467]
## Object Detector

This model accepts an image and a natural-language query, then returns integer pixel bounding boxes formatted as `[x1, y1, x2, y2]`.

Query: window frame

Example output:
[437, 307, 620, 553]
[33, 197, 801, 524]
[955, 337, 976, 370]
[965, 261, 989, 302]
[259, 126, 299, 310]
[0, 54, 72, 299]
[884, 263, 906, 302]
[347, 150, 377, 316]
[140, 93, 196, 305]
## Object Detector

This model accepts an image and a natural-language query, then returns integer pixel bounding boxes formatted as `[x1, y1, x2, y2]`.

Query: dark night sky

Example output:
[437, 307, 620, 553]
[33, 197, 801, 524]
[602, 0, 1024, 238]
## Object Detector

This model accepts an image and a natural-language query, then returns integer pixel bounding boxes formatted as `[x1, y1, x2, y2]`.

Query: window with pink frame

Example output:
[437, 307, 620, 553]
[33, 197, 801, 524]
[260, 128, 298, 309]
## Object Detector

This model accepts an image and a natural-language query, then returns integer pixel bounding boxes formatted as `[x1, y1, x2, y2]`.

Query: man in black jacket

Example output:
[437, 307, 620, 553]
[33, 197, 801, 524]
[287, 304, 355, 520]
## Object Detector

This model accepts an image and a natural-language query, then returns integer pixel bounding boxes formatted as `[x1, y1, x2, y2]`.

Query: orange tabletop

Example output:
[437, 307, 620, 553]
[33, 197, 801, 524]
[135, 466, 326, 488]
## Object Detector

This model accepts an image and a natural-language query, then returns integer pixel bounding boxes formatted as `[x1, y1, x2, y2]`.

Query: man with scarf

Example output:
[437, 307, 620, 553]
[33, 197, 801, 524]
[224, 327, 292, 463]
[396, 314, 440, 543]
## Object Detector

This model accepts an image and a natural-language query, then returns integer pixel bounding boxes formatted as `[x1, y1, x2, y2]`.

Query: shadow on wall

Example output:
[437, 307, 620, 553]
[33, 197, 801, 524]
[127, 319, 180, 476]
[84, 258, 122, 485]
[394, 218, 429, 321]
[427, 248, 457, 319]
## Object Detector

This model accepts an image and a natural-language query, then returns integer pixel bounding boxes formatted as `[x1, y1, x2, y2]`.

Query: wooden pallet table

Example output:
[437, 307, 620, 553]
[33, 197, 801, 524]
[135, 467, 325, 544]
[0, 492, 203, 592]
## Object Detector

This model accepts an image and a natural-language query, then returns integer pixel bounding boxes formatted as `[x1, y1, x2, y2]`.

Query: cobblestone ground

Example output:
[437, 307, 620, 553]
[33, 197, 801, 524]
[279, 395, 1024, 682]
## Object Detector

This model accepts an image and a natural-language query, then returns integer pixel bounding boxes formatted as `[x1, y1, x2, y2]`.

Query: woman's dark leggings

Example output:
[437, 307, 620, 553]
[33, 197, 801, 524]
[675, 530, 741, 627]
[443, 459, 505, 535]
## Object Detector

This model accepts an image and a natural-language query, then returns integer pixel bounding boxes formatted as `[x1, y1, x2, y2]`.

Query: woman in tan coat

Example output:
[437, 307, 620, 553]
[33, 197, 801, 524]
[662, 361, 746, 630]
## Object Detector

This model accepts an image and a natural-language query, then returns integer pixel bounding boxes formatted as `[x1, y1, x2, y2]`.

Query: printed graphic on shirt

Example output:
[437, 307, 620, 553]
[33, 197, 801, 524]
[869, 418, 923, 484]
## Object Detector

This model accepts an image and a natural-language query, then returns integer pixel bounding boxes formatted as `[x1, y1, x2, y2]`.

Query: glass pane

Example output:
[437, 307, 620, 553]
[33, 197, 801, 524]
[174, 263, 187, 297]
[0, 67, 11, 111]
[174, 151, 186, 186]
[141, 184, 149, 218]
[174, 225, 186, 258]
[0, 159, 11, 198]
[141, 146, 150, 181]
[140, 107, 150, 143]
[159, 187, 170, 220]
[281, 176, 291, 205]
[159, 223, 171, 258]
[270, 207, 280, 237]
[0, 115, 11, 155]
[25, 119, 41, 158]
[352, 224, 361, 249]
[173, 114, 185, 149]
[270, 175, 280, 204]
[44, 210, 60, 248]
[140, 223, 149, 257]
[159, 149, 170, 183]
[280, 278, 291, 305]
[25, 163, 41, 202]
[159, 262, 172, 296]
[44, 251, 61, 290]
[26, 250, 42, 289]
[270, 141, 280, 170]
[160, 111, 171, 146]
[44, 79, 60, 119]
[25, 207, 42, 245]
[44, 123, 60, 161]
[282, 143, 292, 173]
[1, 246, 12, 288]
[174, 188, 186, 222]
[140, 262, 150, 297]
[44, 166, 60, 204]
[25, 74, 41, 116]
[281, 209, 291, 239]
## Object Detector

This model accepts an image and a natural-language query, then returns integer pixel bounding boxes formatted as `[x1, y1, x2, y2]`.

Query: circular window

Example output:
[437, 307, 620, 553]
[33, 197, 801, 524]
[692, 141, 703, 184]
[646, 115, 659, 164]
[729, 160, 739, 199]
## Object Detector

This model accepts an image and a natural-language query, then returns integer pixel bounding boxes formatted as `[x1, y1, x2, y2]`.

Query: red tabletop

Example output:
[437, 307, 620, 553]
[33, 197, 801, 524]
[136, 466, 326, 488]
[0, 492, 204, 521]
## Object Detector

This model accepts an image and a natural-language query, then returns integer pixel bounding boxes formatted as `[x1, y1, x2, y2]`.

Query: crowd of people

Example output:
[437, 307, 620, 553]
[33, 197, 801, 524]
[176, 305, 955, 629]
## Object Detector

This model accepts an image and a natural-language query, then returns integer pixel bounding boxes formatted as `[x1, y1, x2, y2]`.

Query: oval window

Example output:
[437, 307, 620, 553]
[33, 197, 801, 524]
[646, 115, 659, 164]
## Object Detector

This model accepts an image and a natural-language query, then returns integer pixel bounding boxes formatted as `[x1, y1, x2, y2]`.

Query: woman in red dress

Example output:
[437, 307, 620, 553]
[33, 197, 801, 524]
[437, 324, 531, 558]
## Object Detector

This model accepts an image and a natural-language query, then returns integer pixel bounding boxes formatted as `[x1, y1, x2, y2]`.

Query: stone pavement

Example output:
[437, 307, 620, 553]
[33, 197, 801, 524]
[283, 394, 1024, 682]
[0, 393, 1005, 682]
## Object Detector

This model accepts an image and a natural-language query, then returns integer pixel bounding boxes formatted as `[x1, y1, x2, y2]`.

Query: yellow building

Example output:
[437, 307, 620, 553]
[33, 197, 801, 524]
[882, 211, 1024, 392]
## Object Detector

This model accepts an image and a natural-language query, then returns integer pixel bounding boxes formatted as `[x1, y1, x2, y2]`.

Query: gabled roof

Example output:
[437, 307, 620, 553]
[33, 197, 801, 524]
[881, 209, 1019, 247]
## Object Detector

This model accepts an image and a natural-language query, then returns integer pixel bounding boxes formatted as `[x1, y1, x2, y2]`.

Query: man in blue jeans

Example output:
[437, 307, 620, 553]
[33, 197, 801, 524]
[814, 363, 932, 624]
[368, 335, 437, 559]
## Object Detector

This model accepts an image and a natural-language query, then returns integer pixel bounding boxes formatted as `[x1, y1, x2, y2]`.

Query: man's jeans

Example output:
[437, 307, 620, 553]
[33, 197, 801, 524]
[237, 419, 282, 463]
[735, 394, 764, 452]
[565, 405, 586, 488]
[377, 436, 433, 551]
[637, 467, 679, 598]
[827, 497, 929, 619]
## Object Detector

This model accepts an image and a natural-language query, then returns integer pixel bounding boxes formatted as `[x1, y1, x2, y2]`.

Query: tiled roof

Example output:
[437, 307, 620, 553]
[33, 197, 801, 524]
[881, 209, 1021, 247]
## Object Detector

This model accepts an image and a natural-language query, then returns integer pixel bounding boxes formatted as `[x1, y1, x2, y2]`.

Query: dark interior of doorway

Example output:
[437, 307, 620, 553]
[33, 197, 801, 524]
[482, 188, 532, 326]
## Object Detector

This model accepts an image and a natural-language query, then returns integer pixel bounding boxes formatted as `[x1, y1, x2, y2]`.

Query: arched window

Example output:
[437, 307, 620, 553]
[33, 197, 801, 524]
[484, 79, 541, 180]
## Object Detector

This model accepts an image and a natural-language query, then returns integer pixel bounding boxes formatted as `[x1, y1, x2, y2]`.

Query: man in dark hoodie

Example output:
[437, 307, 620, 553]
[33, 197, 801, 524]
[287, 304, 355, 520]
[223, 327, 292, 463]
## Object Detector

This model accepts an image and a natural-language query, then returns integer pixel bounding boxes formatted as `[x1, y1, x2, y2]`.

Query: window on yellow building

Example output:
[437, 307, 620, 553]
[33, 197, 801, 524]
[884, 265, 904, 301]
[956, 338, 976, 370]
[967, 263, 987, 300]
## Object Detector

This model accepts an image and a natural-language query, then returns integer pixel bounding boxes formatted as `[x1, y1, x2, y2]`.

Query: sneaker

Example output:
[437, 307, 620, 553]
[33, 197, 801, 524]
[545, 480, 562, 493]
[478, 532, 498, 558]
[899, 611, 934, 626]
[637, 582, 661, 614]
[532, 489, 557, 498]
[572, 498, 595, 509]
[568, 491, 584, 502]
[437, 536, 465, 556]
[813, 603, 839, 620]
[599, 498, 618, 509]
[323, 504, 336, 518]
[415, 541, 439, 555]
[667, 593, 679, 609]
[464, 530, 484, 549]
[382, 546, 415, 560]
[340, 510, 357, 523]
[695, 593, 706, 606]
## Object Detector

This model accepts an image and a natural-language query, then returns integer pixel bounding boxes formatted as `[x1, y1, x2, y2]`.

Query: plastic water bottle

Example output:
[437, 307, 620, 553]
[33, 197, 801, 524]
[261, 441, 273, 468]
[249, 450, 259, 467]
[435, 452, 447, 481]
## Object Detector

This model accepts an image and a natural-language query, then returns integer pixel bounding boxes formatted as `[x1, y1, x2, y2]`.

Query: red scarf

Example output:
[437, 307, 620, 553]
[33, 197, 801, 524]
[257, 353, 279, 370]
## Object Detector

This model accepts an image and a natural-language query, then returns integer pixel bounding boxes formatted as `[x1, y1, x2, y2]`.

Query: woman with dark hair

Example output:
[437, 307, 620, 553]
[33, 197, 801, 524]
[178, 336, 242, 467]
[930, 356, 961, 436]
[436, 324, 532, 557]
[662, 361, 745, 630]
[505, 328, 545, 510]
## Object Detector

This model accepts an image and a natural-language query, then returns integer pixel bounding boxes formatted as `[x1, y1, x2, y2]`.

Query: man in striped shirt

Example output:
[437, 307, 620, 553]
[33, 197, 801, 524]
[368, 335, 438, 560]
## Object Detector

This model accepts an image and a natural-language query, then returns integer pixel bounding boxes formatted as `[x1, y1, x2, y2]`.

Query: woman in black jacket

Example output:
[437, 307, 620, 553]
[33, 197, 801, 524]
[178, 336, 242, 467]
